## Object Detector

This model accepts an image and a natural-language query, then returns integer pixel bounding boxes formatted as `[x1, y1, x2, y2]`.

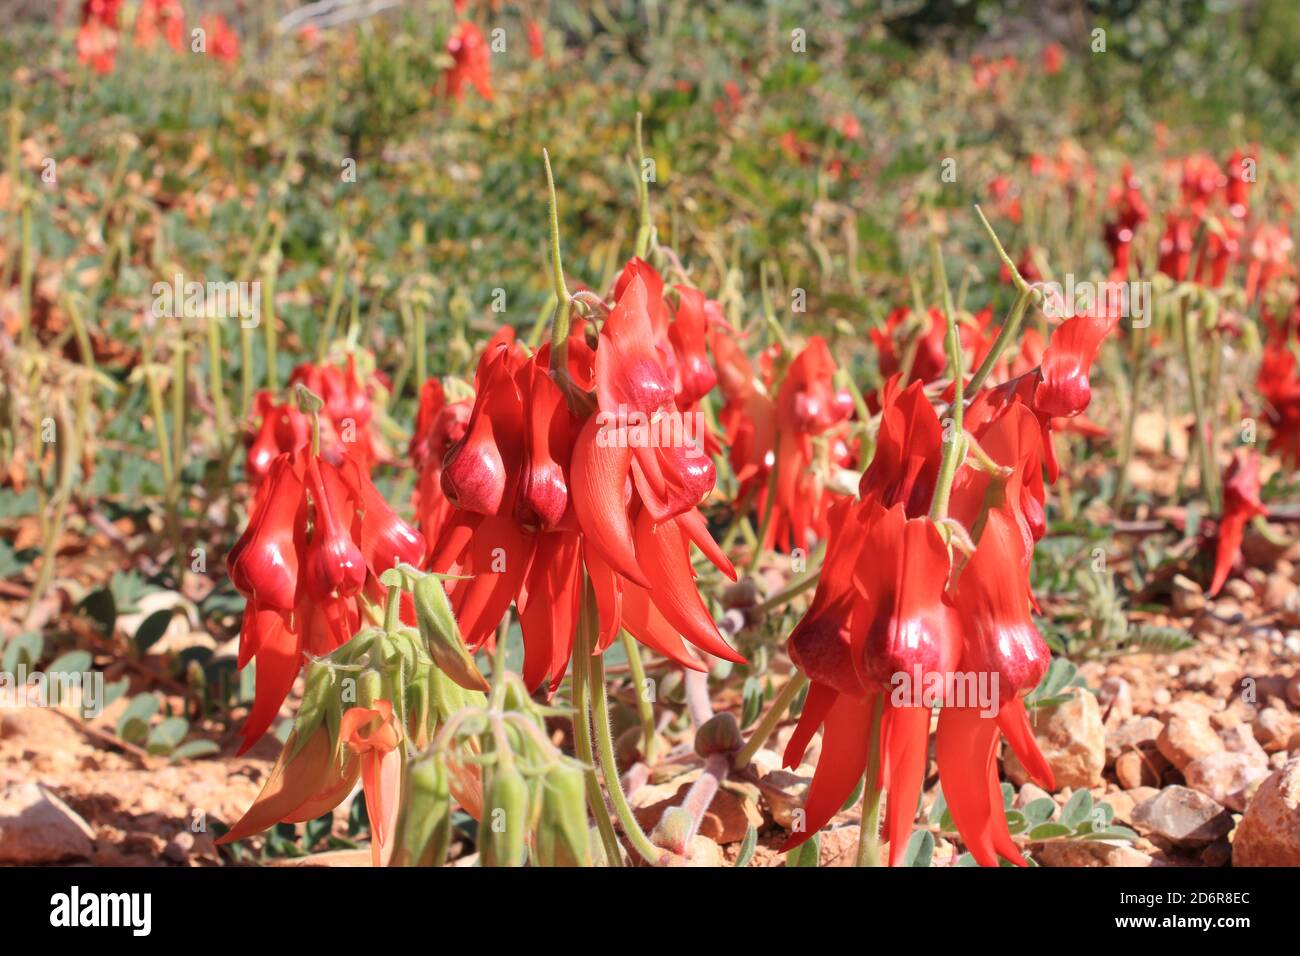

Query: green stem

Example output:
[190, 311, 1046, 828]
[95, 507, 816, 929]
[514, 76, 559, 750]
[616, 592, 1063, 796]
[572, 580, 624, 867]
[1181, 298, 1220, 512]
[966, 287, 1032, 394]
[855, 695, 885, 867]
[620, 631, 658, 763]
[929, 237, 965, 521]
[633, 112, 652, 259]
[732, 671, 808, 771]
[1112, 323, 1147, 515]
[589, 638, 662, 864]
[543, 149, 571, 372]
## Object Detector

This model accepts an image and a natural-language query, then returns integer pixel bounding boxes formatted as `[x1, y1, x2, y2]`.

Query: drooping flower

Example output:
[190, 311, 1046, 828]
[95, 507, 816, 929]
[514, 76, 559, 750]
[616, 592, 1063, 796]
[228, 444, 426, 752]
[430, 264, 744, 694]
[133, 0, 184, 51]
[445, 22, 493, 101]
[202, 14, 240, 64]
[782, 377, 1057, 867]
[1258, 343, 1300, 467]
[1207, 451, 1266, 597]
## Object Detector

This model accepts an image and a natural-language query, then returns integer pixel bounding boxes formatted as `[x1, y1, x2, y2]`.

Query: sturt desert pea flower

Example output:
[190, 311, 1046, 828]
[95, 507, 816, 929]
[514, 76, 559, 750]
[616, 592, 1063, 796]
[1207, 451, 1267, 597]
[201, 14, 240, 64]
[341, 700, 404, 866]
[1180, 153, 1227, 217]
[1195, 215, 1242, 289]
[1258, 343, 1300, 467]
[133, 0, 184, 52]
[410, 378, 472, 549]
[76, 17, 119, 75]
[431, 270, 745, 693]
[1158, 214, 1195, 282]
[1244, 223, 1294, 303]
[445, 22, 493, 101]
[782, 391, 1055, 866]
[1224, 147, 1255, 219]
[527, 19, 544, 60]
[1041, 41, 1063, 75]
[770, 336, 855, 550]
[245, 391, 310, 487]
[1103, 164, 1149, 279]
[226, 437, 426, 751]
[710, 321, 778, 507]
[289, 355, 388, 471]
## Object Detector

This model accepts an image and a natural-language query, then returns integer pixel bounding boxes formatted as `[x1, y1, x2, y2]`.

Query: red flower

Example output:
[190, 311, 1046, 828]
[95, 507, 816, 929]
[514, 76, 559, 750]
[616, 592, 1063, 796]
[1208, 451, 1266, 597]
[410, 378, 472, 549]
[783, 377, 1056, 866]
[202, 14, 240, 64]
[1035, 310, 1120, 419]
[527, 19, 544, 60]
[770, 337, 855, 550]
[288, 356, 387, 472]
[245, 391, 310, 486]
[446, 22, 494, 101]
[1259, 343, 1300, 467]
[228, 447, 425, 751]
[1245, 224, 1293, 302]
[1041, 42, 1063, 75]
[133, 0, 184, 52]
[340, 700, 403, 866]
[430, 264, 744, 693]
[76, 19, 118, 74]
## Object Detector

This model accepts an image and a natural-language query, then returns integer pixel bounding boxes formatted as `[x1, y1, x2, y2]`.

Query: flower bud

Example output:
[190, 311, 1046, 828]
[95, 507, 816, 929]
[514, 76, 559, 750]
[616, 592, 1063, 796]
[481, 765, 529, 867]
[412, 572, 491, 692]
[535, 761, 590, 867]
[390, 756, 452, 867]
[694, 712, 742, 758]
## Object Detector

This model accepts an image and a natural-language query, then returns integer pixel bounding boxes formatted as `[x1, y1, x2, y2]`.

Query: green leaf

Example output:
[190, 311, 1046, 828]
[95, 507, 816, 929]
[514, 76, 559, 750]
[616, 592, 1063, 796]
[903, 829, 934, 867]
[146, 715, 189, 754]
[2, 632, 44, 674]
[1027, 822, 1072, 840]
[78, 588, 117, 636]
[839, 776, 864, 814]
[1022, 798, 1057, 824]
[1082, 826, 1139, 842]
[927, 789, 947, 825]
[1004, 809, 1028, 835]
[734, 824, 757, 867]
[1061, 789, 1093, 829]
[133, 608, 176, 652]
[955, 852, 979, 867]
[740, 676, 764, 730]
[171, 739, 220, 761]
[1000, 782, 1015, 808]
[48, 650, 93, 676]
[116, 693, 160, 743]
[305, 812, 334, 849]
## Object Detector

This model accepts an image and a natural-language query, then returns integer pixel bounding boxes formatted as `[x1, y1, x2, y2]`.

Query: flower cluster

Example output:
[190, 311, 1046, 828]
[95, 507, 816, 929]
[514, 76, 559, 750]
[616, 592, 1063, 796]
[421, 259, 744, 693]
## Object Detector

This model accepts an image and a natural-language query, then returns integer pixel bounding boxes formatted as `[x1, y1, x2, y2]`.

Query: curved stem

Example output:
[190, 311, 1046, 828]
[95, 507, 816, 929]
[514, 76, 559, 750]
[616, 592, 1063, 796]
[619, 631, 658, 763]
[572, 580, 624, 866]
[543, 149, 571, 372]
[589, 642, 662, 864]
[732, 671, 808, 771]
[966, 287, 1032, 395]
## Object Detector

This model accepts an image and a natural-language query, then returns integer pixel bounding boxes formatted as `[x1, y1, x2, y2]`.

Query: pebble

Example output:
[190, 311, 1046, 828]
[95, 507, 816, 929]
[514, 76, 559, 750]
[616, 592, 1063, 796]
[1115, 751, 1159, 790]
[1232, 755, 1300, 866]
[1130, 786, 1234, 848]
[1182, 752, 1271, 812]
[1157, 714, 1222, 770]
[1253, 707, 1296, 753]
[0, 783, 96, 864]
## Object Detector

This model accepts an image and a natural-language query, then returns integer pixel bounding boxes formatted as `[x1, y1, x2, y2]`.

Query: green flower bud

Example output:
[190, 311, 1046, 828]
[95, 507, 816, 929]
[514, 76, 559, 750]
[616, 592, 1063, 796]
[391, 756, 452, 867]
[412, 573, 490, 693]
[482, 765, 529, 867]
[535, 762, 590, 867]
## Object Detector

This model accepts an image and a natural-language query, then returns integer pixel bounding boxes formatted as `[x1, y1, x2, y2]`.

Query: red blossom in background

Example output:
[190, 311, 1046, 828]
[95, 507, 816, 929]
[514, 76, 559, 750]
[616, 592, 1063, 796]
[1208, 451, 1266, 597]
[133, 0, 184, 52]
[202, 14, 241, 65]
[446, 22, 494, 101]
